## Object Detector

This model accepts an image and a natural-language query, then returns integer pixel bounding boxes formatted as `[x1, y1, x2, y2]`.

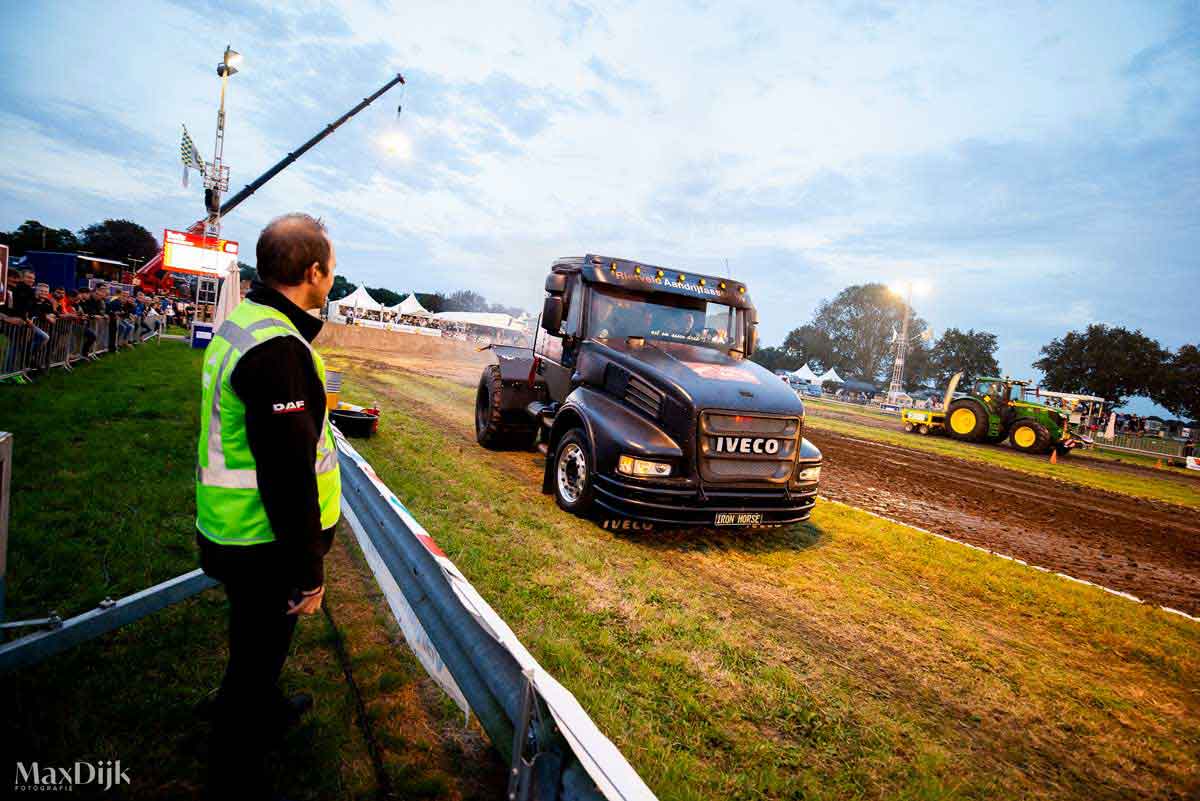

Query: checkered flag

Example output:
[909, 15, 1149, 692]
[180, 124, 206, 188]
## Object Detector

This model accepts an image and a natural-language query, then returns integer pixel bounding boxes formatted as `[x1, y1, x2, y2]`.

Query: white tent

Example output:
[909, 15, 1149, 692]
[817, 367, 844, 384]
[790, 364, 820, 382]
[212, 260, 241, 329]
[337, 285, 386, 311]
[390, 292, 432, 317]
[433, 311, 527, 332]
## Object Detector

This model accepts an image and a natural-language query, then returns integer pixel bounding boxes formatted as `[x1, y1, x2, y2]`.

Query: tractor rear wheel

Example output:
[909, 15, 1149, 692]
[475, 365, 536, 450]
[903, 421, 915, 433]
[1008, 420, 1051, 454]
[946, 399, 989, 442]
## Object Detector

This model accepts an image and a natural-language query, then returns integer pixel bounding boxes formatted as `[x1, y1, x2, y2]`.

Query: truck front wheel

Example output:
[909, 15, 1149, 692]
[553, 428, 595, 516]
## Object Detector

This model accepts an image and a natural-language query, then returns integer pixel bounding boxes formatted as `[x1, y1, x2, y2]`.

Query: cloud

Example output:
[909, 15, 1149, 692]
[0, 0, 1196, 419]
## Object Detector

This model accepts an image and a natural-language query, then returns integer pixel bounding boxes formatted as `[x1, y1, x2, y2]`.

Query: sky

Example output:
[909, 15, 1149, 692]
[0, 1, 1196, 413]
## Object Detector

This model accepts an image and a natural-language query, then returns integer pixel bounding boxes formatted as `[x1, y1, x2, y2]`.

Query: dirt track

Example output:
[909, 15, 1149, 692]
[320, 329, 1200, 615]
[806, 401, 1200, 488]
[811, 429, 1200, 614]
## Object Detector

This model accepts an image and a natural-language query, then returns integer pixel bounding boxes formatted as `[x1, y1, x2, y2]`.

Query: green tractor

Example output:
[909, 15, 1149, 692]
[944, 375, 1083, 455]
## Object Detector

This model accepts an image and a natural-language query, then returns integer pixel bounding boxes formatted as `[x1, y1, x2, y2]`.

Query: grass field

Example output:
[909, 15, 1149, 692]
[327, 354, 1200, 801]
[1, 343, 498, 799]
[800, 405, 1200, 509]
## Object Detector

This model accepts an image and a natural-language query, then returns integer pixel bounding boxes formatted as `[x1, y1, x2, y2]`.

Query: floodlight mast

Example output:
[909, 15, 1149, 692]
[886, 282, 913, 404]
[136, 72, 405, 287]
[204, 45, 241, 238]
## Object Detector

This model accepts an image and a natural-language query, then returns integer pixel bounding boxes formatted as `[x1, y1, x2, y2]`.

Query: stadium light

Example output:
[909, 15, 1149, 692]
[217, 46, 242, 77]
[377, 130, 413, 159]
[889, 279, 931, 298]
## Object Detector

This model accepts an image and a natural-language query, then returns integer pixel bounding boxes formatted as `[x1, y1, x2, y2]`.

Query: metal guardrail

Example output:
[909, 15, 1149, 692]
[0, 570, 218, 673]
[0, 432, 10, 622]
[337, 436, 655, 801]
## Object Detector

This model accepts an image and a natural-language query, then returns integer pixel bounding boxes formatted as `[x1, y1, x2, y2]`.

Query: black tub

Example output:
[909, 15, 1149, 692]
[331, 409, 379, 438]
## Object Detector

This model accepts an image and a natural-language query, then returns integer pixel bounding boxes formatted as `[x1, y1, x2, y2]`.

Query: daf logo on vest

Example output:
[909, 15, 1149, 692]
[272, 400, 306, 413]
[712, 436, 781, 455]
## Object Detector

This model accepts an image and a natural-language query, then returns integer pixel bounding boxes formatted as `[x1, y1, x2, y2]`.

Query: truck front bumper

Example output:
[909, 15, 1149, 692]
[592, 472, 818, 527]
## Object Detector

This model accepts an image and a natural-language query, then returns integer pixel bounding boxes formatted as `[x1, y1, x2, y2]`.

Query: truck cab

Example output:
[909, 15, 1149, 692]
[475, 255, 822, 529]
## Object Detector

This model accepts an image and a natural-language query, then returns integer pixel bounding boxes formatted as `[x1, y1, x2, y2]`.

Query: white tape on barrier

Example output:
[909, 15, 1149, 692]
[1187, 456, 1199, 471]
[335, 432, 659, 801]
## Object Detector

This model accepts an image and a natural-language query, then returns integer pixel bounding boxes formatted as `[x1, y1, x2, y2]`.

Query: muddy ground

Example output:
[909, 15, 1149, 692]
[805, 400, 1200, 488]
[812, 429, 1200, 614]
[321, 329, 1200, 615]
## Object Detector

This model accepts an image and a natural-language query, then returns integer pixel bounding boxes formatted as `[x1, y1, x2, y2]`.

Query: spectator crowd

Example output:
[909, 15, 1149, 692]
[1, 268, 194, 378]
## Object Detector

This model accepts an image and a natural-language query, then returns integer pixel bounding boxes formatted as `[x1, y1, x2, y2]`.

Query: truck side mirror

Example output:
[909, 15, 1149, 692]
[746, 323, 758, 356]
[545, 273, 567, 294]
[541, 296, 563, 333]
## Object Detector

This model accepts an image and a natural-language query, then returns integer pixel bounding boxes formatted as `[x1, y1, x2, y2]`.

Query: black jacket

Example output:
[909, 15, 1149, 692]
[10, 283, 35, 319]
[198, 282, 335, 591]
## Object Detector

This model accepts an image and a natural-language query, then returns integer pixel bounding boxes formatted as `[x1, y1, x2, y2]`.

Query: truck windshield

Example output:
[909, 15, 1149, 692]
[586, 286, 744, 352]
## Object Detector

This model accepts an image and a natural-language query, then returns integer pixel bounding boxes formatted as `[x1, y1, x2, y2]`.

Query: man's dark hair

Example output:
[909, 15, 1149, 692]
[256, 213, 330, 287]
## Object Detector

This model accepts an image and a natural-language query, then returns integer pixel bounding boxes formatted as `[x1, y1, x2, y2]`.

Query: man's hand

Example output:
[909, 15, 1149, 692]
[287, 585, 324, 615]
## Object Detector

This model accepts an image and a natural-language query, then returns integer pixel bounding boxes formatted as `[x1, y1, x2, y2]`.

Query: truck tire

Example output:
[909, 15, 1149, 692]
[552, 428, 595, 516]
[1009, 420, 1051, 454]
[946, 399, 989, 442]
[475, 365, 536, 450]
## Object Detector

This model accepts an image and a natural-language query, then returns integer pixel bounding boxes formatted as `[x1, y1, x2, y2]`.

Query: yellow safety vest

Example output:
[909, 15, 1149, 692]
[195, 300, 341, 545]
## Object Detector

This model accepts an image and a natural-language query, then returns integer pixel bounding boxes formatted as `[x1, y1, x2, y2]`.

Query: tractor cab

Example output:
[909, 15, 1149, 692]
[974, 377, 1028, 407]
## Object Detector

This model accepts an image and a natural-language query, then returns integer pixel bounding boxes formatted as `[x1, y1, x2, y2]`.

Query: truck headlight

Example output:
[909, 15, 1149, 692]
[795, 465, 821, 482]
[618, 455, 672, 477]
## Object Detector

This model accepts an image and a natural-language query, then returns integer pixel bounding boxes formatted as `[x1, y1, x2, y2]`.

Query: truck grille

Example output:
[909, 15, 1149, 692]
[698, 411, 801, 483]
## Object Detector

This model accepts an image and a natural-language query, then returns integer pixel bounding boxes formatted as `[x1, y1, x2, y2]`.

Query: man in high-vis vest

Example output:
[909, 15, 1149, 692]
[196, 213, 340, 799]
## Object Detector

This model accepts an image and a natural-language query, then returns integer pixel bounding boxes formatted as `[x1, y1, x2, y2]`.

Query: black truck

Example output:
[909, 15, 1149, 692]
[475, 255, 822, 529]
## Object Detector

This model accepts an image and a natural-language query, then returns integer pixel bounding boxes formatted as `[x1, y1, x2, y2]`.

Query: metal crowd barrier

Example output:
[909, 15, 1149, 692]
[1094, 433, 1183, 457]
[0, 316, 124, 381]
[0, 321, 38, 381]
[88, 316, 111, 357]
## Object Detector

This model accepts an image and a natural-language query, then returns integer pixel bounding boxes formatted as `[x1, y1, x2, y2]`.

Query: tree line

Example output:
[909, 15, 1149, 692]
[752, 282, 1198, 421]
[1, 218, 159, 264]
[4, 218, 527, 318]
